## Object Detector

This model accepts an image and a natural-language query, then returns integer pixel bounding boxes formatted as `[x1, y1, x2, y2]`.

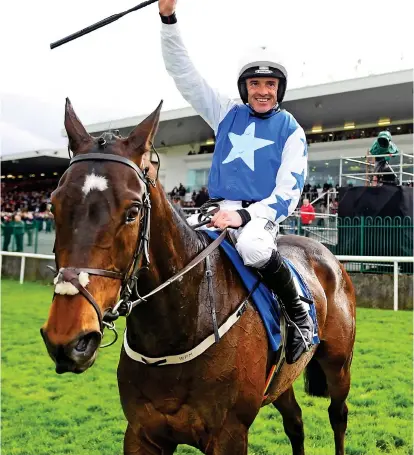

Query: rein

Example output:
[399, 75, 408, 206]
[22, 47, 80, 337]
[111, 229, 227, 315]
[51, 148, 227, 347]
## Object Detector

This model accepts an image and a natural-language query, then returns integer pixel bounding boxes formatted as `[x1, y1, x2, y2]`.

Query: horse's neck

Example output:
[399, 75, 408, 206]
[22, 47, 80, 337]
[147, 188, 201, 280]
[126, 186, 206, 355]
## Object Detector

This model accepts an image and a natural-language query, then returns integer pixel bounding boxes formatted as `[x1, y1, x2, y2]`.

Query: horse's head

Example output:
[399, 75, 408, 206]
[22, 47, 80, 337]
[41, 98, 162, 374]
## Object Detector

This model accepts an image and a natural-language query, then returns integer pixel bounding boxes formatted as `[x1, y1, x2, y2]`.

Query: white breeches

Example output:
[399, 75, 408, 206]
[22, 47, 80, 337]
[187, 200, 278, 268]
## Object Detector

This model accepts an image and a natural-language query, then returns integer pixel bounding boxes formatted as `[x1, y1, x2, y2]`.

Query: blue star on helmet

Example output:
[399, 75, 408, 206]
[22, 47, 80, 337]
[291, 170, 305, 192]
[268, 195, 292, 222]
[300, 137, 308, 157]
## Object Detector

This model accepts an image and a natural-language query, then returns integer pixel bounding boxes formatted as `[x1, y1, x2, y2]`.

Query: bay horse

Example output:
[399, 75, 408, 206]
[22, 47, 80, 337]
[41, 99, 356, 455]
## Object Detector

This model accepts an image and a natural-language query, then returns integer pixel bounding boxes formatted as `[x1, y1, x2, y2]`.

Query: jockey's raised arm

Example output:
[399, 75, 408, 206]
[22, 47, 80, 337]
[161, 22, 236, 133]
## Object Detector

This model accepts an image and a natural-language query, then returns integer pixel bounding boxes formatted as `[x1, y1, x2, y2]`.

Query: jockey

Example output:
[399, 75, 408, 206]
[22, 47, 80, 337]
[158, 0, 314, 364]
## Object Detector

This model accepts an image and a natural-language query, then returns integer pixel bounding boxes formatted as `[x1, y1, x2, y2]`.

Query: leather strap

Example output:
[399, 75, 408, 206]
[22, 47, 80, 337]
[69, 153, 146, 184]
[205, 255, 220, 343]
[127, 229, 227, 309]
[60, 267, 123, 280]
[123, 279, 261, 366]
[192, 207, 220, 229]
[60, 268, 104, 333]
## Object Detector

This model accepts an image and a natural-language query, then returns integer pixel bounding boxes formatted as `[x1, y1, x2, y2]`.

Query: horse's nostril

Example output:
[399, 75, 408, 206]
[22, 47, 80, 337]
[76, 337, 88, 352]
[74, 332, 101, 354]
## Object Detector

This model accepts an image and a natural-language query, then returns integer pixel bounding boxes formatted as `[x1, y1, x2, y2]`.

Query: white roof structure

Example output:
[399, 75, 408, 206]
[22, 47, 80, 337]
[1, 69, 412, 162]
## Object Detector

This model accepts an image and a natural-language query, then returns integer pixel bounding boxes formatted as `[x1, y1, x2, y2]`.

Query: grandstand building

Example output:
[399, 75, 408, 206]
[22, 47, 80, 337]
[2, 69, 413, 192]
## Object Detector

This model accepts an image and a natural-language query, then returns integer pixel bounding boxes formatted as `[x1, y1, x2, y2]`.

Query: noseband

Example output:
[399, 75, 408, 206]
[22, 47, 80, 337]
[53, 150, 154, 339]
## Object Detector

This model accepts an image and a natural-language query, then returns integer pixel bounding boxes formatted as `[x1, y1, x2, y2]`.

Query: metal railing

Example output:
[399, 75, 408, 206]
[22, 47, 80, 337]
[340, 152, 414, 186]
[279, 216, 413, 272]
[333, 217, 413, 272]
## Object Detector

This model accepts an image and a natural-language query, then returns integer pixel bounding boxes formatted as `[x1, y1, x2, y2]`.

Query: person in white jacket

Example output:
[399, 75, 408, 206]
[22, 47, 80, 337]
[158, 0, 313, 364]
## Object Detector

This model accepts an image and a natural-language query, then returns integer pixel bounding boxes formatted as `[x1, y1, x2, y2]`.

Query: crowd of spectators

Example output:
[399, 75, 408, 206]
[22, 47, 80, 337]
[1, 187, 55, 252]
[169, 184, 210, 208]
[2, 187, 53, 213]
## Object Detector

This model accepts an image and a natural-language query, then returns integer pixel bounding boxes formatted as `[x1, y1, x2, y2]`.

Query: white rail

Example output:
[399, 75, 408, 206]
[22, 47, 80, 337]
[0, 252, 54, 286]
[336, 256, 413, 311]
[1, 252, 412, 311]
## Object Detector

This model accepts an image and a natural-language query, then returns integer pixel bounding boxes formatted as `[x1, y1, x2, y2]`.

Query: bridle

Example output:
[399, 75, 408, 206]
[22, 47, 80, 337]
[51, 145, 226, 347]
[51, 145, 155, 342]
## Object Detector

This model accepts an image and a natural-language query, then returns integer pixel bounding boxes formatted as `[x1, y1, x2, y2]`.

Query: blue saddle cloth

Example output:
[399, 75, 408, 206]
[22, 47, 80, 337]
[204, 231, 320, 351]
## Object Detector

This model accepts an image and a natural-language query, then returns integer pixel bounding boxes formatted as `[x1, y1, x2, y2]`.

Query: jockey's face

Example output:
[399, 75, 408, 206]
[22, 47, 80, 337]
[246, 77, 279, 113]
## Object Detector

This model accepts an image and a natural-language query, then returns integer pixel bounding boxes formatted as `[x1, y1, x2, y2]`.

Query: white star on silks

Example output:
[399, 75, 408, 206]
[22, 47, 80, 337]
[222, 123, 275, 171]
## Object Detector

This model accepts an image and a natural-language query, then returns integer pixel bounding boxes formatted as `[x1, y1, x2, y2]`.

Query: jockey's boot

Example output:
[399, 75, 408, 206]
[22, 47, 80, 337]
[260, 250, 314, 364]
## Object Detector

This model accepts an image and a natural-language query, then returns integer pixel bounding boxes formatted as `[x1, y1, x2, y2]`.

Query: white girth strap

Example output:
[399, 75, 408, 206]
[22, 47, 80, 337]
[123, 300, 249, 366]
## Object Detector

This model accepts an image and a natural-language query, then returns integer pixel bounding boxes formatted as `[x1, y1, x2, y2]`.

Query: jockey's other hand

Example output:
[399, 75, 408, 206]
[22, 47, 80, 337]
[207, 210, 243, 229]
[159, 0, 177, 16]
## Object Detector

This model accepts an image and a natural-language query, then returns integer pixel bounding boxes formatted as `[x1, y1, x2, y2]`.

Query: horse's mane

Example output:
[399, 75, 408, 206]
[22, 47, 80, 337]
[167, 199, 211, 250]
[169, 201, 189, 223]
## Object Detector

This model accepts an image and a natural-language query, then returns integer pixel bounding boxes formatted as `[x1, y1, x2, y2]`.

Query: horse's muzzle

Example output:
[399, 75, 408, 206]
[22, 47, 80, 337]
[40, 328, 102, 374]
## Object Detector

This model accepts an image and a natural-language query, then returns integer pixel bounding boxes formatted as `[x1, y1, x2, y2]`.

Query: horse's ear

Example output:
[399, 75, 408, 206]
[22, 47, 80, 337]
[127, 100, 163, 158]
[64, 98, 93, 155]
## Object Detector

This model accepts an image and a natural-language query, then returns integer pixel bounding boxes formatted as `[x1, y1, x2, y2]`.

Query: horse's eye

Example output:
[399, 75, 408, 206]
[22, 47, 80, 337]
[126, 205, 141, 223]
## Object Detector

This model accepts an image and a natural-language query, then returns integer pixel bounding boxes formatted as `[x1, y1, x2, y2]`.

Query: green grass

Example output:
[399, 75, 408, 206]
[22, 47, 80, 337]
[1, 279, 413, 455]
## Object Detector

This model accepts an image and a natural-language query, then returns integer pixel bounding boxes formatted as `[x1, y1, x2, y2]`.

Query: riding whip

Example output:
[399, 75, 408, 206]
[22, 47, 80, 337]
[50, 0, 158, 49]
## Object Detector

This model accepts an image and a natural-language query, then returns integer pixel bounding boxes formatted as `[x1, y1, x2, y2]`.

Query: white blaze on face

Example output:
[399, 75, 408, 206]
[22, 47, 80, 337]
[82, 172, 108, 196]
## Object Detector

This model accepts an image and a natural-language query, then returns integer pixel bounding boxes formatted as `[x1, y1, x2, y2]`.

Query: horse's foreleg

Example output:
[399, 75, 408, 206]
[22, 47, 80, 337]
[205, 414, 248, 455]
[124, 424, 177, 455]
[273, 386, 305, 455]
